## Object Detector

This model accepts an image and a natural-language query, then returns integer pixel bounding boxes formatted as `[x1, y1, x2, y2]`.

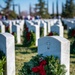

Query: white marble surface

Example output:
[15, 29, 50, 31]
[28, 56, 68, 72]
[12, 25, 21, 44]
[38, 36, 70, 75]
[0, 33, 15, 75]
[51, 24, 64, 37]
[40, 20, 47, 36]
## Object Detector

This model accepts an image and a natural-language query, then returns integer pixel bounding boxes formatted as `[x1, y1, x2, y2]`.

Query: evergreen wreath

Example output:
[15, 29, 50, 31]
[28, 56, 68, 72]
[40, 27, 44, 37]
[12, 32, 17, 43]
[48, 32, 59, 36]
[0, 50, 6, 75]
[23, 25, 36, 47]
[68, 28, 75, 38]
[19, 55, 66, 75]
[5, 25, 10, 33]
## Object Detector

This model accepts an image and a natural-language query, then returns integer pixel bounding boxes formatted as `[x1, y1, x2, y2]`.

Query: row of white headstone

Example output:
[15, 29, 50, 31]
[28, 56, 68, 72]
[26, 19, 63, 37]
[62, 19, 75, 31]
[25, 19, 64, 46]
[0, 19, 64, 46]
[0, 32, 70, 75]
[0, 20, 24, 44]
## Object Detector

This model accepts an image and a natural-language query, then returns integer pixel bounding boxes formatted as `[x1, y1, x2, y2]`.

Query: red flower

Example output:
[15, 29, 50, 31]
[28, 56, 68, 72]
[6, 25, 9, 31]
[12, 32, 14, 35]
[72, 30, 75, 37]
[48, 32, 53, 36]
[32, 60, 46, 75]
[39, 65, 46, 75]
[32, 66, 39, 73]
[25, 26, 28, 32]
[26, 32, 31, 41]
[40, 60, 46, 66]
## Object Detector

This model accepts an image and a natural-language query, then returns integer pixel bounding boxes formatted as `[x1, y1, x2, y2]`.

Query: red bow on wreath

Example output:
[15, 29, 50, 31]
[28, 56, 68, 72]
[6, 25, 9, 31]
[26, 32, 31, 41]
[48, 32, 53, 36]
[12, 32, 14, 35]
[72, 30, 75, 37]
[32, 60, 46, 75]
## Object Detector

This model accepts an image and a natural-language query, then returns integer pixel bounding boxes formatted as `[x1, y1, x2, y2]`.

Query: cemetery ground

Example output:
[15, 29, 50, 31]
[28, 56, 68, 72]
[15, 30, 75, 75]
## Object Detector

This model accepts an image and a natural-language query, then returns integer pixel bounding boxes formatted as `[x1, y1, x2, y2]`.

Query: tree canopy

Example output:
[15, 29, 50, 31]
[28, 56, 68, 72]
[62, 0, 75, 18]
[35, 0, 50, 18]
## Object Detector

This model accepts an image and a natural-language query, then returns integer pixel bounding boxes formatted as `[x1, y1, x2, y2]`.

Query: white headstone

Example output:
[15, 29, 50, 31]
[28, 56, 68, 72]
[8, 20, 13, 33]
[16, 20, 24, 36]
[19, 20, 24, 36]
[66, 21, 75, 31]
[40, 20, 47, 36]
[0, 24, 5, 33]
[0, 33, 15, 75]
[38, 36, 70, 75]
[0, 21, 5, 33]
[26, 20, 40, 46]
[2, 20, 12, 33]
[12, 25, 21, 44]
[51, 24, 64, 37]
[44, 20, 51, 33]
[12, 20, 16, 25]
[50, 19, 58, 26]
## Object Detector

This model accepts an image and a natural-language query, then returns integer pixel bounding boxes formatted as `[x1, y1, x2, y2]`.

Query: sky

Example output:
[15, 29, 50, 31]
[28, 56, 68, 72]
[0, 0, 66, 14]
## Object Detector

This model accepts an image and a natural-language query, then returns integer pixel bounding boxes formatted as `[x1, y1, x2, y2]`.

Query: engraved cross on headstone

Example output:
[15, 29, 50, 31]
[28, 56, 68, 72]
[46, 41, 50, 50]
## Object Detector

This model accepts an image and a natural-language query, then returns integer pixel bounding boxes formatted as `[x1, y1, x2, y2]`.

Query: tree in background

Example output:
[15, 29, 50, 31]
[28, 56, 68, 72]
[62, 0, 75, 18]
[56, 0, 59, 18]
[69, 0, 75, 18]
[35, 0, 50, 18]
[64, 0, 69, 17]
[29, 3, 32, 16]
[0, 0, 18, 19]
[3, 0, 12, 11]
[52, 2, 54, 18]
[62, 2, 65, 17]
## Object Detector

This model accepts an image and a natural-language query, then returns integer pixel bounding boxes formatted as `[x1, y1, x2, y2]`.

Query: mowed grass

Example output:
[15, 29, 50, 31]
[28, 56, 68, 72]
[15, 45, 37, 75]
[15, 30, 75, 75]
[70, 54, 75, 75]
[64, 30, 75, 75]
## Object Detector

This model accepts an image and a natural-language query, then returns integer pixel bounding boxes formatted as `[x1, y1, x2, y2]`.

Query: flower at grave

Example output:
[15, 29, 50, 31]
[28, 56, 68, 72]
[40, 27, 44, 37]
[11, 32, 17, 43]
[48, 32, 53, 36]
[5, 25, 10, 32]
[72, 29, 75, 37]
[25, 25, 28, 32]
[68, 29, 75, 38]
[32, 57, 46, 75]
[12, 32, 14, 35]
[25, 27, 28, 31]
[23, 28, 35, 47]
[26, 32, 31, 41]
[19, 55, 66, 75]
[0, 29, 1, 33]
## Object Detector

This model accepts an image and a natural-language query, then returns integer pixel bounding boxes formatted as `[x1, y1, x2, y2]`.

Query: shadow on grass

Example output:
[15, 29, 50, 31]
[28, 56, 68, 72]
[70, 55, 75, 58]
[15, 44, 37, 54]
[15, 44, 24, 47]
[70, 54, 75, 64]
[29, 46, 37, 53]
[71, 61, 75, 64]
[20, 52, 30, 54]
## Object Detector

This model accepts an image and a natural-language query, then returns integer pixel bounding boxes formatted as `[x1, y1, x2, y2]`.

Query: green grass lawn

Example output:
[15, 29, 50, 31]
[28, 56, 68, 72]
[15, 30, 75, 75]
[15, 45, 37, 75]
[70, 54, 75, 75]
